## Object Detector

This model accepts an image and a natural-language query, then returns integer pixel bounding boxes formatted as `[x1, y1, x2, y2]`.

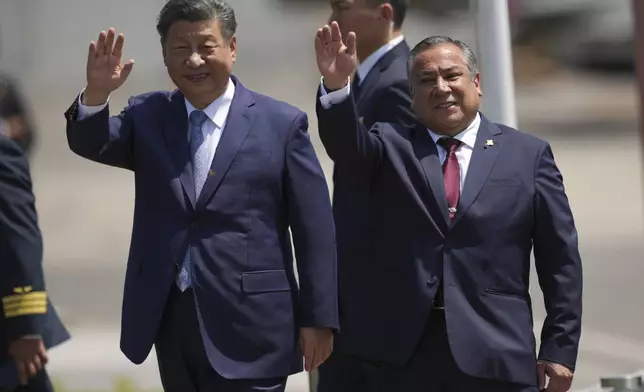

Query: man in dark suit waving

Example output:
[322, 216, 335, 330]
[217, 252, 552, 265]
[314, 22, 582, 392]
[316, 2, 415, 390]
[64, 1, 338, 391]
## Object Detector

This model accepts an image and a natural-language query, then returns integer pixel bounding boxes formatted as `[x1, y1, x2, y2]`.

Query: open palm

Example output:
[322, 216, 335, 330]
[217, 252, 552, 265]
[315, 22, 358, 89]
[86, 28, 134, 94]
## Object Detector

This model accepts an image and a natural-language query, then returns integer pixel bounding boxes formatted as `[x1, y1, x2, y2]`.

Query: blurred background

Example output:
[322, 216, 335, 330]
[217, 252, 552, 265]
[0, 0, 642, 391]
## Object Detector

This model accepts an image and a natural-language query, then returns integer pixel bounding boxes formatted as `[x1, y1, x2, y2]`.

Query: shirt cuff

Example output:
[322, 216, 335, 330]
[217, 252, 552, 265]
[318, 77, 351, 109]
[77, 88, 110, 120]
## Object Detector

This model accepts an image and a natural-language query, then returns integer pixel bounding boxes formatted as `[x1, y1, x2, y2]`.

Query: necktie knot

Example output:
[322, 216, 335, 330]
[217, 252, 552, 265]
[189, 110, 208, 127]
[437, 137, 462, 153]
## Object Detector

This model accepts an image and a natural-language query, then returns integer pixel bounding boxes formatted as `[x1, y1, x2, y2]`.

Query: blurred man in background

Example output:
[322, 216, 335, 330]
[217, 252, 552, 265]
[317, 1, 415, 391]
[0, 134, 69, 390]
[327, 0, 414, 128]
[0, 74, 36, 157]
[0, 35, 37, 156]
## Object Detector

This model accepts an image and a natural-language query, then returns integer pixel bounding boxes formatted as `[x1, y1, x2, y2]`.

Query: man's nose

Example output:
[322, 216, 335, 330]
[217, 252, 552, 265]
[186, 52, 205, 68]
[434, 78, 451, 94]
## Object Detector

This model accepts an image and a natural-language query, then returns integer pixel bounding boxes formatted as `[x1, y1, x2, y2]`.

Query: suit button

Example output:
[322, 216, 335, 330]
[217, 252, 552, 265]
[428, 276, 437, 285]
[191, 222, 199, 228]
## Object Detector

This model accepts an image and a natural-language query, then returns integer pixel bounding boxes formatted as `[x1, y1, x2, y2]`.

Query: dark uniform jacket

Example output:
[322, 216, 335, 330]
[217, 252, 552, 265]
[0, 135, 68, 365]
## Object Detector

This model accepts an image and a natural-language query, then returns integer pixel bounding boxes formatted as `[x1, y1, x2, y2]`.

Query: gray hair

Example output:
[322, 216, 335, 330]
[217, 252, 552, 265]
[156, 0, 237, 45]
[407, 35, 479, 80]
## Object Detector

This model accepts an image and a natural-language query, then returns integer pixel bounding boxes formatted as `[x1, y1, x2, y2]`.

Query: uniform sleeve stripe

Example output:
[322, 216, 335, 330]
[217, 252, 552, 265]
[4, 305, 48, 318]
[3, 298, 47, 311]
[2, 292, 47, 318]
[2, 291, 47, 305]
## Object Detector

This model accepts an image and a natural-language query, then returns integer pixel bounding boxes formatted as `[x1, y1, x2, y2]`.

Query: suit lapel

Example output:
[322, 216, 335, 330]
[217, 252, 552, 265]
[411, 125, 450, 227]
[452, 116, 504, 226]
[163, 90, 196, 209]
[356, 40, 410, 109]
[197, 78, 256, 208]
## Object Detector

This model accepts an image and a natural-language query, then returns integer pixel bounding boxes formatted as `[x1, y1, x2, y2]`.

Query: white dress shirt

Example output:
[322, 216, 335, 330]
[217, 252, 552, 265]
[76, 78, 236, 169]
[318, 79, 481, 191]
[428, 113, 480, 191]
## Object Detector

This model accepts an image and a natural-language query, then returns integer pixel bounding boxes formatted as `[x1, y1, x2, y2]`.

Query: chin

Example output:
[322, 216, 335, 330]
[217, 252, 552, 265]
[182, 83, 214, 96]
[437, 114, 464, 126]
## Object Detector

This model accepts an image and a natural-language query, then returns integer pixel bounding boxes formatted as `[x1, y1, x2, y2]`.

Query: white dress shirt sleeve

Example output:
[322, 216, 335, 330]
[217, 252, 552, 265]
[318, 77, 351, 109]
[76, 88, 110, 120]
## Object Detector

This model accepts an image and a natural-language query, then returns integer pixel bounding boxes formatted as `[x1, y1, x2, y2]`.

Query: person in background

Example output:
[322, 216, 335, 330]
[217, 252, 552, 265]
[0, 74, 37, 156]
[64, 0, 338, 391]
[0, 134, 69, 391]
[316, 1, 416, 391]
[314, 23, 582, 392]
[327, 0, 414, 128]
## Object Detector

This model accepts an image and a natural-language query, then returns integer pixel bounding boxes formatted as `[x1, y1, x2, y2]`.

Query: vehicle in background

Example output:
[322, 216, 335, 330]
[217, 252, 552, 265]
[509, 0, 633, 71]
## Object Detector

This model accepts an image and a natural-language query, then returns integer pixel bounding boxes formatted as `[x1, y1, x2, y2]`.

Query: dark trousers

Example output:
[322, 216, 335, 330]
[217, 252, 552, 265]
[7, 370, 53, 392]
[317, 311, 538, 392]
[154, 286, 287, 392]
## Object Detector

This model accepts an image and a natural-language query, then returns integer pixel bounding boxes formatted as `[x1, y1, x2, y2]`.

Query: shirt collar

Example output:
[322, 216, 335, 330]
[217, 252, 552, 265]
[428, 112, 481, 149]
[356, 35, 405, 83]
[184, 77, 235, 128]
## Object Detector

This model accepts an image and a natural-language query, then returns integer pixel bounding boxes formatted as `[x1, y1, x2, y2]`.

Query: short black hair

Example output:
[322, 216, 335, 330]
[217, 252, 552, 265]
[156, 0, 237, 45]
[367, 0, 408, 30]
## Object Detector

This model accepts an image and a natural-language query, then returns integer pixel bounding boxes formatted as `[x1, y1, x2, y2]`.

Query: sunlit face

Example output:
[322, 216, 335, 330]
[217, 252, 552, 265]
[409, 43, 482, 136]
[163, 18, 236, 108]
[328, 0, 390, 59]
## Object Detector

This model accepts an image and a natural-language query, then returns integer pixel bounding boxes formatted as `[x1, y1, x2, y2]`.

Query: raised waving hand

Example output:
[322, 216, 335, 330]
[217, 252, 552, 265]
[83, 28, 134, 105]
[315, 21, 358, 91]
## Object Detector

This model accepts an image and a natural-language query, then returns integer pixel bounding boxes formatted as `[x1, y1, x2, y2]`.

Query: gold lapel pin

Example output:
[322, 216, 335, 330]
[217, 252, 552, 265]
[484, 139, 495, 149]
[208, 170, 215, 176]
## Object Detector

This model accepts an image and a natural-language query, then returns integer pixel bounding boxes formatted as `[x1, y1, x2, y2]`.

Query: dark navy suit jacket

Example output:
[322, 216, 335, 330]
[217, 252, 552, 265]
[327, 41, 417, 336]
[350, 40, 415, 130]
[64, 77, 338, 379]
[316, 95, 583, 386]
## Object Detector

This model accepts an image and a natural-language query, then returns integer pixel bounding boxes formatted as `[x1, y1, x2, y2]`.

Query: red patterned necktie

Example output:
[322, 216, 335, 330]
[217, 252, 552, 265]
[432, 138, 462, 309]
[437, 138, 462, 219]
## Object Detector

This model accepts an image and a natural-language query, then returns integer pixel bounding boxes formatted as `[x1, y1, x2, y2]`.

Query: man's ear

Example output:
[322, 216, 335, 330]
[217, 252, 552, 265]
[473, 72, 482, 96]
[161, 42, 168, 66]
[379, 3, 394, 24]
[229, 36, 237, 63]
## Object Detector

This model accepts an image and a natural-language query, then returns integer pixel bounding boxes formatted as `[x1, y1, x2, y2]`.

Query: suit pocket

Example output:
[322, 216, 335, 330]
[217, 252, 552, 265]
[486, 177, 522, 187]
[483, 288, 526, 301]
[241, 270, 291, 294]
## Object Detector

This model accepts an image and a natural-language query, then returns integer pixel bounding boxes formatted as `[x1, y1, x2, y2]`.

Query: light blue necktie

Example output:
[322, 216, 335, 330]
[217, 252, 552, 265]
[176, 110, 209, 291]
